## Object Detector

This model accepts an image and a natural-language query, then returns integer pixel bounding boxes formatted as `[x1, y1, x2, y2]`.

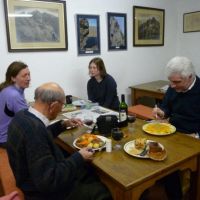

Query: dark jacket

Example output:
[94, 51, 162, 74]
[160, 76, 200, 133]
[7, 110, 112, 200]
[87, 74, 119, 111]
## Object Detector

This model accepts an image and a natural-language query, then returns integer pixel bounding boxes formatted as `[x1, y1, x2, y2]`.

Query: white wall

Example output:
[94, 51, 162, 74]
[177, 0, 200, 76]
[0, 0, 198, 105]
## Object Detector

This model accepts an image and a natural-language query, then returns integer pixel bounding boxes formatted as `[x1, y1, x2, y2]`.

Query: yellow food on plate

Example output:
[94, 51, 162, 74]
[75, 134, 105, 149]
[143, 123, 176, 135]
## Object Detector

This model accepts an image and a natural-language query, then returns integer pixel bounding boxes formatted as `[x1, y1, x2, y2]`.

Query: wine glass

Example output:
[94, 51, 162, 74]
[111, 128, 123, 150]
[83, 114, 94, 128]
[128, 115, 136, 132]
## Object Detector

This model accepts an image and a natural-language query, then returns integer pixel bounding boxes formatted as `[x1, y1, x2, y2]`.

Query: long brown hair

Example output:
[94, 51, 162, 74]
[0, 61, 28, 91]
[88, 57, 107, 78]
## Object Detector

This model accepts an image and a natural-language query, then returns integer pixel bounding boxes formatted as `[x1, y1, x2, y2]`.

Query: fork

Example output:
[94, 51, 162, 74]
[139, 145, 148, 156]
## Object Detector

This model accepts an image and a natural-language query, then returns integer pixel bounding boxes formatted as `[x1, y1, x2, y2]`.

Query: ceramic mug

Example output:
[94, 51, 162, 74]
[66, 95, 72, 104]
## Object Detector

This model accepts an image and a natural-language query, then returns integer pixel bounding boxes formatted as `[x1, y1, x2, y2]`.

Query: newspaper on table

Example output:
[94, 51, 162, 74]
[62, 106, 118, 122]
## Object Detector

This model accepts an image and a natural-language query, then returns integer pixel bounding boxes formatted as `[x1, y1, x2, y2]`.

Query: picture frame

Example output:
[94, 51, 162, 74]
[4, 0, 67, 52]
[133, 6, 165, 46]
[76, 14, 100, 55]
[183, 11, 200, 33]
[107, 12, 127, 50]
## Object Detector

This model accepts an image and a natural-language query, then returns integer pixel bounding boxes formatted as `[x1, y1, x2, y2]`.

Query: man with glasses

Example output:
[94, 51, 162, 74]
[7, 82, 112, 200]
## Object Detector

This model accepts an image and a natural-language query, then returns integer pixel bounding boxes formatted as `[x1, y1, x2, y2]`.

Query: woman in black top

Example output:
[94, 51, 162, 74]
[87, 57, 119, 111]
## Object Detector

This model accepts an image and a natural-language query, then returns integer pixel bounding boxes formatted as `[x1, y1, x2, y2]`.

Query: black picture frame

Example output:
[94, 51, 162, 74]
[4, 0, 68, 52]
[183, 11, 200, 33]
[107, 12, 127, 50]
[133, 6, 165, 46]
[76, 14, 100, 55]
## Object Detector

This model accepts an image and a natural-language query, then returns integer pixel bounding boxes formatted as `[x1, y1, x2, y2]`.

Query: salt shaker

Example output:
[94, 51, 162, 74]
[106, 139, 112, 152]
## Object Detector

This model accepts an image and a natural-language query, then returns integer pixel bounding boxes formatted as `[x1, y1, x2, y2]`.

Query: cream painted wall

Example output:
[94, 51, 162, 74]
[0, 0, 198, 105]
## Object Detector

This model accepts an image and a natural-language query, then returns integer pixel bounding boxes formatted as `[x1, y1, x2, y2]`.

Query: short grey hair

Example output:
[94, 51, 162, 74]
[34, 87, 65, 104]
[165, 56, 195, 78]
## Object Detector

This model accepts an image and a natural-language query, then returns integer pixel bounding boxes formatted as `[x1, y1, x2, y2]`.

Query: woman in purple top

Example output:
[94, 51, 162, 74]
[0, 61, 31, 148]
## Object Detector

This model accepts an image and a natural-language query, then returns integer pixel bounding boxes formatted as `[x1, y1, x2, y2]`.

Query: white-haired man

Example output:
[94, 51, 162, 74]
[150, 57, 200, 199]
[7, 82, 112, 200]
[153, 56, 200, 137]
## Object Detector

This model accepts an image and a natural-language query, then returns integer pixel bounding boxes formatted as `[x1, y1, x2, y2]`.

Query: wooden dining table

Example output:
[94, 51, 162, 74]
[55, 118, 200, 200]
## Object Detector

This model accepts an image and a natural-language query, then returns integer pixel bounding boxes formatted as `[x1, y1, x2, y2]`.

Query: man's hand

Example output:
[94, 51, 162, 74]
[79, 147, 94, 161]
[63, 118, 83, 128]
[152, 106, 165, 119]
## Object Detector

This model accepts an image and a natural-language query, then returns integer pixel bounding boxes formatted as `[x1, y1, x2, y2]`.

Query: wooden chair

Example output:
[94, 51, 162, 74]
[128, 104, 154, 120]
[0, 148, 24, 199]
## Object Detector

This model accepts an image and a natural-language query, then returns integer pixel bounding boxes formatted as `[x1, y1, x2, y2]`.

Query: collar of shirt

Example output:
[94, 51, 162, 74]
[187, 76, 196, 91]
[28, 106, 50, 127]
[182, 76, 196, 93]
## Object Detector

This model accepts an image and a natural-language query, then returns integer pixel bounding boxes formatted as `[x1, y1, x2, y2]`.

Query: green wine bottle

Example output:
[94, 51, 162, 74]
[119, 94, 128, 127]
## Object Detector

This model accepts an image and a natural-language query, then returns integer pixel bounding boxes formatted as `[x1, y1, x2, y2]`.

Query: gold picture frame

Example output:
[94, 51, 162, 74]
[4, 0, 67, 52]
[183, 11, 200, 33]
[133, 6, 165, 46]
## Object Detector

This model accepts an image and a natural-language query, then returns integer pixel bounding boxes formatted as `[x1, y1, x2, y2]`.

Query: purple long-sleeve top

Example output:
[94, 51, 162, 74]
[0, 85, 28, 143]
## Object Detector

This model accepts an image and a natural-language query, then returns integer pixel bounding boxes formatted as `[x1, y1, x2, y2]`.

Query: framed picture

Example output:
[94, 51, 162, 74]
[107, 12, 127, 50]
[76, 14, 100, 55]
[4, 0, 67, 52]
[183, 11, 200, 33]
[133, 6, 165, 46]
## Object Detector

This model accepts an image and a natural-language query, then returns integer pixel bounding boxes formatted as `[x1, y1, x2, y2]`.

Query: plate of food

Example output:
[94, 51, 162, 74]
[73, 133, 106, 151]
[142, 122, 176, 136]
[62, 104, 77, 112]
[124, 138, 167, 161]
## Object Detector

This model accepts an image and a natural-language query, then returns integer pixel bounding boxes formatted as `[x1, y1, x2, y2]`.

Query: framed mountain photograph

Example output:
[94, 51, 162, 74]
[133, 6, 165, 46]
[4, 0, 68, 52]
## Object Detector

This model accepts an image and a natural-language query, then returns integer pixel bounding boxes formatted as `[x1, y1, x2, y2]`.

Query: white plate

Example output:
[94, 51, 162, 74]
[142, 122, 176, 136]
[72, 100, 86, 107]
[73, 135, 107, 151]
[124, 140, 166, 160]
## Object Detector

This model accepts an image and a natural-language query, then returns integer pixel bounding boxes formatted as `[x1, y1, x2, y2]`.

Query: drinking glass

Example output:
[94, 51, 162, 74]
[83, 115, 94, 126]
[111, 128, 123, 150]
[66, 95, 72, 104]
[128, 115, 136, 133]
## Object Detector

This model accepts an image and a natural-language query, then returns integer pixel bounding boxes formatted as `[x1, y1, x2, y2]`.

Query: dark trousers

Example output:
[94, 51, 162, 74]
[140, 171, 183, 200]
[66, 164, 113, 200]
[24, 164, 113, 200]
[162, 171, 183, 200]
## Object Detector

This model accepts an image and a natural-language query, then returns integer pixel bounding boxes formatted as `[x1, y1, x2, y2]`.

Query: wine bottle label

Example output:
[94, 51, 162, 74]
[119, 111, 127, 122]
